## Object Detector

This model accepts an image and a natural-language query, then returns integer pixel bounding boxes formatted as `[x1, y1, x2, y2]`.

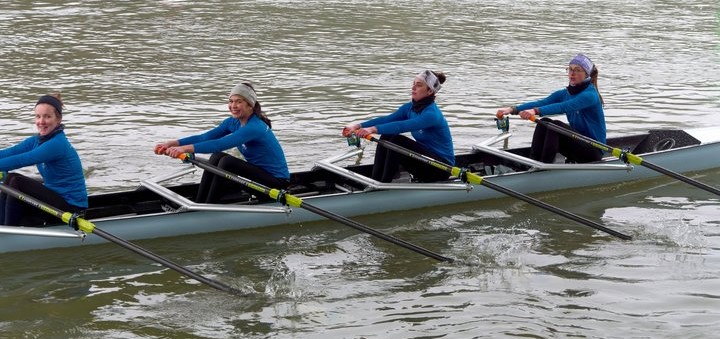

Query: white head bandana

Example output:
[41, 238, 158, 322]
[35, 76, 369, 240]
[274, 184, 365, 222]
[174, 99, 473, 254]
[416, 70, 442, 94]
[229, 82, 257, 107]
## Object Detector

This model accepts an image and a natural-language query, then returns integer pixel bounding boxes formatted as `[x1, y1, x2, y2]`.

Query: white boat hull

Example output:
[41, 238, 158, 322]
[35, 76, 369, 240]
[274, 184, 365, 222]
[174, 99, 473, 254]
[1, 128, 719, 253]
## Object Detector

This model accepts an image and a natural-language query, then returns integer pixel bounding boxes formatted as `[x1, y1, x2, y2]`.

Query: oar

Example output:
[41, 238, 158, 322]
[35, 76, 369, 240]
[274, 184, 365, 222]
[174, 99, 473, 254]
[0, 183, 244, 295]
[359, 134, 632, 240]
[528, 116, 720, 196]
[174, 154, 453, 262]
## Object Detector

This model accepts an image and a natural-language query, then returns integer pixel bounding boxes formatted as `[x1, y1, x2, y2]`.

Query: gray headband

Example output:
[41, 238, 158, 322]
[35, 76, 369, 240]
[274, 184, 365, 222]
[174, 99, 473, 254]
[229, 82, 257, 107]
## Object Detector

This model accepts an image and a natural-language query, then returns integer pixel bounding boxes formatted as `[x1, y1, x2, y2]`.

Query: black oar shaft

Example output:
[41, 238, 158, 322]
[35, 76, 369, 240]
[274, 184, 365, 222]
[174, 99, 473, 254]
[0, 184, 243, 295]
[366, 135, 632, 240]
[89, 227, 241, 294]
[300, 202, 453, 262]
[183, 156, 453, 262]
[637, 156, 720, 196]
[533, 117, 720, 196]
[479, 179, 631, 239]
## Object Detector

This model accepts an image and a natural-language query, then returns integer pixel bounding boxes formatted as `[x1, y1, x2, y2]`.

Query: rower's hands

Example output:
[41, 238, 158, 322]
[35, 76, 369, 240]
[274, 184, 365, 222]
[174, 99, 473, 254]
[154, 140, 179, 155]
[342, 124, 376, 138]
[154, 142, 194, 159]
[496, 107, 514, 119]
[165, 145, 195, 158]
[495, 106, 537, 120]
[518, 109, 536, 121]
[342, 123, 361, 137]
[354, 127, 377, 138]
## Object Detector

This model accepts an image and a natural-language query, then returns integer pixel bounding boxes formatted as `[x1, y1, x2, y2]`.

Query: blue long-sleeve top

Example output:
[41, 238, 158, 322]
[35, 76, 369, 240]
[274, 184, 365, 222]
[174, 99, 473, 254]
[178, 115, 290, 180]
[0, 132, 88, 208]
[516, 83, 607, 143]
[361, 101, 455, 165]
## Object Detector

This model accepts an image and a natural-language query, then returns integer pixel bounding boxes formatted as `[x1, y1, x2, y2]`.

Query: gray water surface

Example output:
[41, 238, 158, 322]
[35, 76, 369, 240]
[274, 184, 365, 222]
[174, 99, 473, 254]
[1, 1, 719, 338]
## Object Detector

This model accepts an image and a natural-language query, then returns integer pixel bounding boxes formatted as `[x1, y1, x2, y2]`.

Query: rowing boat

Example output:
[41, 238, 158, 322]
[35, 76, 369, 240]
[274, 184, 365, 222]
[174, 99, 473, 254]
[2, 126, 719, 253]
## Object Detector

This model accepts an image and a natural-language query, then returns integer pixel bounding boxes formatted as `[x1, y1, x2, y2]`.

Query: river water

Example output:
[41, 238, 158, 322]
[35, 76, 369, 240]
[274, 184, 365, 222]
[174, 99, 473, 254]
[1, 0, 719, 338]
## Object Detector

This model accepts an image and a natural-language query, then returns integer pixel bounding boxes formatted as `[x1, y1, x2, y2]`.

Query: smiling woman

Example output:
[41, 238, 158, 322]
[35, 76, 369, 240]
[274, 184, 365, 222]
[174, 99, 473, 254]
[0, 92, 88, 226]
[153, 81, 290, 204]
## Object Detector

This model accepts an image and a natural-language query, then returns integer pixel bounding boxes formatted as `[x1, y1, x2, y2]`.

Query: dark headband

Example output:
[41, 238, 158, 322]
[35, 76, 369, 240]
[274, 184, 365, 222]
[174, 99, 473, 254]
[36, 95, 63, 116]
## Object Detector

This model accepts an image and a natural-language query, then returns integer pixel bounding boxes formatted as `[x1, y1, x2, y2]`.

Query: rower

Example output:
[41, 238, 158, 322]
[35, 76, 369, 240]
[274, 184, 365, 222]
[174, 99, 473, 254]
[0, 93, 88, 226]
[154, 81, 290, 203]
[342, 70, 455, 183]
[495, 53, 607, 164]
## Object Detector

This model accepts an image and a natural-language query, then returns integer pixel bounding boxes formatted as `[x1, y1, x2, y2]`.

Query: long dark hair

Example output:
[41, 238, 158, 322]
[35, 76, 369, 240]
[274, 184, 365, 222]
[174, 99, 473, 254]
[242, 82, 272, 128]
[589, 67, 604, 106]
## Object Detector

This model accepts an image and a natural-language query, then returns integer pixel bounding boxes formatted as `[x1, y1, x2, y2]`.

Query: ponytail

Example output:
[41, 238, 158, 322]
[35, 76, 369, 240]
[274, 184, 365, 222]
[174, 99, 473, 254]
[590, 67, 604, 106]
[242, 82, 272, 128]
[253, 102, 272, 129]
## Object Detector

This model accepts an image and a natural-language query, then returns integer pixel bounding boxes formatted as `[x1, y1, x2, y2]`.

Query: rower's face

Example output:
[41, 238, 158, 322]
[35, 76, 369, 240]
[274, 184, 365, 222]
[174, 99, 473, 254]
[35, 104, 61, 136]
[567, 65, 587, 86]
[228, 95, 253, 121]
[411, 79, 433, 102]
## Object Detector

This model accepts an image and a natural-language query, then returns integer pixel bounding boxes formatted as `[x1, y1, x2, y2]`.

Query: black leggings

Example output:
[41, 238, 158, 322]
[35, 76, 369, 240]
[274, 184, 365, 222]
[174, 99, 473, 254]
[531, 118, 603, 163]
[371, 134, 450, 183]
[0, 173, 80, 226]
[195, 153, 290, 203]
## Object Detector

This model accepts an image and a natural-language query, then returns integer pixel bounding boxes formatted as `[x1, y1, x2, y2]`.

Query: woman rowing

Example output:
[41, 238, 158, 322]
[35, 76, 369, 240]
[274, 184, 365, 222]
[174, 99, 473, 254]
[0, 93, 88, 226]
[155, 82, 290, 203]
[496, 54, 606, 163]
[343, 69, 455, 183]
